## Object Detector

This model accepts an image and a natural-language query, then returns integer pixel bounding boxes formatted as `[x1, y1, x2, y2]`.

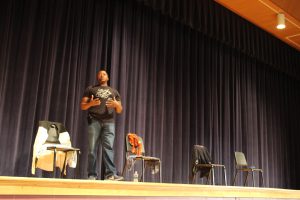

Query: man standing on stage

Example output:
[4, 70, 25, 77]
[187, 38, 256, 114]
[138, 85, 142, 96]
[81, 69, 123, 181]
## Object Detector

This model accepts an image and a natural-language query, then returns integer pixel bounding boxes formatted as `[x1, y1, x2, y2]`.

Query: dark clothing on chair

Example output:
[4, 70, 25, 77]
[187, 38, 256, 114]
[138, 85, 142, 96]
[39, 121, 66, 144]
[192, 145, 212, 178]
[39, 121, 67, 134]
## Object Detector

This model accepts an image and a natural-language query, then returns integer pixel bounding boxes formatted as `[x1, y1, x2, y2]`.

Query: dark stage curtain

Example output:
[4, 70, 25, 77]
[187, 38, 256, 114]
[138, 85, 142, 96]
[0, 0, 300, 189]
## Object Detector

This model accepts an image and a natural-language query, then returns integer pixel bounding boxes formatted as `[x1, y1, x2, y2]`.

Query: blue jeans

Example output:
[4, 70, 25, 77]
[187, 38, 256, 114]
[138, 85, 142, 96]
[87, 118, 117, 178]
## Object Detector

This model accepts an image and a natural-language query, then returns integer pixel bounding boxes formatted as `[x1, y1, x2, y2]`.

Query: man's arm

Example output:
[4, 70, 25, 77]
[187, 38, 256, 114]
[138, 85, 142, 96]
[114, 100, 123, 113]
[80, 95, 101, 110]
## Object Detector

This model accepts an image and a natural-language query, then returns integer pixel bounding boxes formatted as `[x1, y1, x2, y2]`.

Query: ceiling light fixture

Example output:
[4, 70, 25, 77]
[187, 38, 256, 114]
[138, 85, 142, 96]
[276, 13, 286, 29]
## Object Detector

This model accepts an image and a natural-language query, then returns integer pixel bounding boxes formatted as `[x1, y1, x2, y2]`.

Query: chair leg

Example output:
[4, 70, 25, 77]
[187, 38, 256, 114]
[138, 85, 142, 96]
[142, 159, 145, 182]
[191, 166, 196, 184]
[192, 173, 196, 184]
[60, 152, 67, 178]
[252, 170, 255, 187]
[206, 169, 212, 185]
[260, 171, 264, 187]
[53, 148, 57, 178]
[75, 150, 80, 179]
[244, 171, 249, 186]
[223, 166, 227, 186]
[232, 171, 238, 185]
[211, 167, 215, 185]
[206, 176, 209, 184]
[159, 161, 162, 183]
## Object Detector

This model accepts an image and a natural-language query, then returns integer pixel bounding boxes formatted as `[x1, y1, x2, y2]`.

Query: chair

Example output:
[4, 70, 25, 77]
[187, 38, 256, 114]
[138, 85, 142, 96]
[191, 145, 227, 185]
[232, 151, 263, 187]
[31, 120, 80, 178]
[122, 133, 162, 182]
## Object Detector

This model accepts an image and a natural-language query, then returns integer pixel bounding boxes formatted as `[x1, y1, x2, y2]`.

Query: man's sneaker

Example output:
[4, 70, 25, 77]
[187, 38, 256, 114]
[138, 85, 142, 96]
[88, 175, 97, 180]
[105, 175, 124, 181]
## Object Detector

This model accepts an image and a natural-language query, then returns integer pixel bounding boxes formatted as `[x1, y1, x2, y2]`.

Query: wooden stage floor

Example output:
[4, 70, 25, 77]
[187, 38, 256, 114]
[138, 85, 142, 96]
[0, 176, 299, 200]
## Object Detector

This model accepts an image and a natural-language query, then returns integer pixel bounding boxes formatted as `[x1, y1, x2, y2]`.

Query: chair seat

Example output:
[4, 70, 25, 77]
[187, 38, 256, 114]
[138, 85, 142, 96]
[238, 167, 262, 171]
[195, 163, 225, 168]
[135, 156, 160, 161]
[46, 144, 80, 152]
[46, 144, 80, 176]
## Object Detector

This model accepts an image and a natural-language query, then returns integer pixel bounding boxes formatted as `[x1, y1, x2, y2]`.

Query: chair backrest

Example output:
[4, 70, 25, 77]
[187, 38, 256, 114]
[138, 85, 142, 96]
[234, 151, 248, 167]
[47, 124, 60, 144]
[39, 121, 67, 144]
[125, 133, 145, 156]
[192, 145, 212, 165]
[36, 121, 71, 146]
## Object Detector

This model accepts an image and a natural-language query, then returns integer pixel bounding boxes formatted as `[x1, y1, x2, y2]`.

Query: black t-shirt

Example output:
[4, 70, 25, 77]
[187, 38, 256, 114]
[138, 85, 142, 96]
[82, 85, 121, 122]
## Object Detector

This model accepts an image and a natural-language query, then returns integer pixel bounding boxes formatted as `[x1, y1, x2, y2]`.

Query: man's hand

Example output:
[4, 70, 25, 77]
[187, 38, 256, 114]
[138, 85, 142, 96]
[80, 95, 101, 110]
[106, 97, 118, 108]
[89, 95, 101, 106]
[106, 97, 123, 113]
